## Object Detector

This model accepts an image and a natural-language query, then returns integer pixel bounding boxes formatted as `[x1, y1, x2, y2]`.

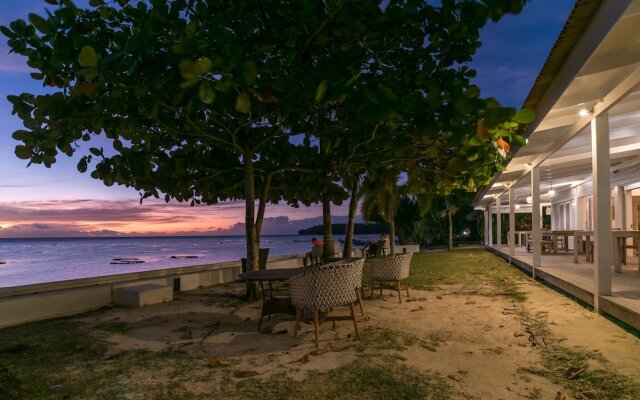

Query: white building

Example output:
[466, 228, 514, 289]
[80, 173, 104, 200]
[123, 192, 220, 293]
[473, 0, 640, 329]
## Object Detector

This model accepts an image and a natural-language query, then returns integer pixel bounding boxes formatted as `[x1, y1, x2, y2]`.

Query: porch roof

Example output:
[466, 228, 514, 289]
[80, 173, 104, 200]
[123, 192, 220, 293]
[474, 0, 640, 207]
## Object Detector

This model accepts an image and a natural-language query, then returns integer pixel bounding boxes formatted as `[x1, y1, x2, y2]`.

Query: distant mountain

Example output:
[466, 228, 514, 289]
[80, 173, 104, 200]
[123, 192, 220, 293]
[298, 223, 388, 235]
[210, 215, 364, 236]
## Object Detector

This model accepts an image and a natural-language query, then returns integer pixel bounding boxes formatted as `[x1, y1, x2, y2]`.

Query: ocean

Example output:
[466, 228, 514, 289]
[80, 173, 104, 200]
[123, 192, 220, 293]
[0, 235, 375, 288]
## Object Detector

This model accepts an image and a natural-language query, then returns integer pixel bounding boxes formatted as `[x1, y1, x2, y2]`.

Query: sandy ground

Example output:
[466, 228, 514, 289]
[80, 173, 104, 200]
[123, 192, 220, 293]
[77, 277, 640, 399]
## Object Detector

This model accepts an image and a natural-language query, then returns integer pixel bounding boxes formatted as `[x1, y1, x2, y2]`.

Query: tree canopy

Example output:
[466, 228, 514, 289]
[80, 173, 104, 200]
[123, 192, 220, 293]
[3, 0, 532, 267]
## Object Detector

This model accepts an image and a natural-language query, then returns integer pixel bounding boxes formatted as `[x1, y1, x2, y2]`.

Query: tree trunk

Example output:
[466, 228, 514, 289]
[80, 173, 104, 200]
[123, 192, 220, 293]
[343, 179, 359, 258]
[243, 154, 259, 299]
[322, 193, 334, 259]
[389, 219, 396, 255]
[446, 197, 453, 251]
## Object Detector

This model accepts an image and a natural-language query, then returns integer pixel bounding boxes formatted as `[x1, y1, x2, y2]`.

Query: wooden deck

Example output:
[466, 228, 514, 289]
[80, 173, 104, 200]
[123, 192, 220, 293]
[488, 245, 640, 330]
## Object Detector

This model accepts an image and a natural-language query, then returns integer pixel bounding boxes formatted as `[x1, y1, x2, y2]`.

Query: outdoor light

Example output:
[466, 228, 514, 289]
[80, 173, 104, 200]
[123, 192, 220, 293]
[579, 106, 594, 116]
[526, 196, 533, 204]
[515, 204, 521, 210]
[548, 189, 556, 198]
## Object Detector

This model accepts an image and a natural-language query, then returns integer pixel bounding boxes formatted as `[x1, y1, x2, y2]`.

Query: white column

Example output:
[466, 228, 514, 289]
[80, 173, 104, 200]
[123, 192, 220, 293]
[496, 197, 502, 249]
[509, 186, 516, 257]
[592, 113, 612, 307]
[484, 209, 489, 246]
[488, 204, 493, 247]
[531, 167, 541, 276]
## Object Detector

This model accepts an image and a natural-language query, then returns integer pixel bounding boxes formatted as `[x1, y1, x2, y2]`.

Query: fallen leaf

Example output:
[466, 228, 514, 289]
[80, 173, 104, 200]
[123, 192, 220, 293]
[178, 331, 192, 340]
[296, 354, 312, 364]
[464, 301, 476, 305]
[436, 296, 443, 300]
[447, 374, 461, 382]
[208, 357, 226, 368]
[272, 329, 288, 335]
[565, 366, 585, 380]
[581, 391, 596, 399]
[513, 332, 525, 337]
[234, 370, 260, 378]
[411, 306, 425, 312]
[260, 326, 273, 334]
[173, 326, 190, 332]
[330, 345, 349, 352]
[49, 384, 63, 392]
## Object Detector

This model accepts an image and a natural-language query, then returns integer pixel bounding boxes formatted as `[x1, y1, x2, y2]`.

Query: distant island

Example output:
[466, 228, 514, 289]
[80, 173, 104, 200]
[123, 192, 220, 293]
[298, 223, 389, 235]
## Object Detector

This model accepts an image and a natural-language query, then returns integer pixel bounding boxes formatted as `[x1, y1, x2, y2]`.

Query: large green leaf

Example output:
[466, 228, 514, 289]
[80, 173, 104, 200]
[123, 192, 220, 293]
[512, 107, 535, 124]
[78, 45, 98, 68]
[28, 13, 50, 34]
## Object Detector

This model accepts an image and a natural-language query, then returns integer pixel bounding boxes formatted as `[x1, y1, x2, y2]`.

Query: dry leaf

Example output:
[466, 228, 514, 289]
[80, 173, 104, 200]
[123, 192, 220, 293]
[330, 345, 349, 352]
[464, 301, 476, 305]
[297, 354, 312, 364]
[436, 296, 443, 300]
[259, 326, 273, 334]
[411, 306, 425, 312]
[582, 391, 596, 399]
[272, 329, 288, 335]
[234, 370, 260, 378]
[208, 358, 226, 368]
[565, 366, 585, 380]
[513, 332, 525, 337]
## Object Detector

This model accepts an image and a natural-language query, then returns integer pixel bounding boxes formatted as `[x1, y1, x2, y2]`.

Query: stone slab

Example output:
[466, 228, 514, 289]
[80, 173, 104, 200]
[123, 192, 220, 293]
[113, 284, 173, 307]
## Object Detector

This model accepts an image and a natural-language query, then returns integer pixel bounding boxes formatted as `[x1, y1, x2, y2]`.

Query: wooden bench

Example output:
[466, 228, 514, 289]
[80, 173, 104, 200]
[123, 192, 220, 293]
[113, 284, 173, 307]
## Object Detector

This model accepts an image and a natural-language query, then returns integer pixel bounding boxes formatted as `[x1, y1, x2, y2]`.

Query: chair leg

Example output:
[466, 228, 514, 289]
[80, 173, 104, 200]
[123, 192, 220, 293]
[356, 288, 365, 316]
[294, 306, 301, 337]
[349, 303, 360, 339]
[370, 277, 374, 298]
[396, 280, 402, 303]
[405, 279, 410, 298]
[313, 309, 320, 348]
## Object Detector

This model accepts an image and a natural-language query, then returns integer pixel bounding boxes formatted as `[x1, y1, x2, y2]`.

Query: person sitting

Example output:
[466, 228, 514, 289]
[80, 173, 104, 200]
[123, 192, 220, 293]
[362, 239, 378, 257]
[307, 237, 324, 265]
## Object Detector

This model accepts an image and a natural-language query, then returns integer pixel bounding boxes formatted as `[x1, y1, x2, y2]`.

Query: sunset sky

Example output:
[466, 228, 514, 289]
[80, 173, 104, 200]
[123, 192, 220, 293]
[0, 0, 574, 238]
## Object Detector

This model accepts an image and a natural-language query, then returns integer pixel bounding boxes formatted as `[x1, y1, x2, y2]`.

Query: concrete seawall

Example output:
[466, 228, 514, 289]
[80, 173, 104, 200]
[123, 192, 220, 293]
[0, 245, 420, 328]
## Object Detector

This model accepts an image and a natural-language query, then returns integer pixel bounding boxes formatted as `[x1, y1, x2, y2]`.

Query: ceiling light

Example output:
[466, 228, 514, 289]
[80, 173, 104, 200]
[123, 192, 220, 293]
[515, 204, 521, 210]
[579, 106, 594, 117]
[526, 196, 532, 204]
[548, 189, 555, 198]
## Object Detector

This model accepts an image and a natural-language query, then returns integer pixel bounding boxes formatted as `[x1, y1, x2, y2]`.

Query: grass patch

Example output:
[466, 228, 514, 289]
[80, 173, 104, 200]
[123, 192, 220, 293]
[518, 310, 640, 400]
[222, 357, 454, 400]
[93, 320, 131, 334]
[407, 246, 527, 301]
[0, 318, 202, 399]
[356, 327, 418, 352]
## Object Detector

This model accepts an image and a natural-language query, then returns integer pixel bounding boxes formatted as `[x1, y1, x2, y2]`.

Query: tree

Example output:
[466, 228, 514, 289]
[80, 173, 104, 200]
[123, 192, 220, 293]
[360, 169, 402, 255]
[3, 0, 531, 272]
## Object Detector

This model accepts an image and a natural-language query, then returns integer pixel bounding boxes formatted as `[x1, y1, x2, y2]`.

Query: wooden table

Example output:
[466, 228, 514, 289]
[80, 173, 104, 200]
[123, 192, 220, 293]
[573, 231, 593, 263]
[550, 230, 575, 254]
[237, 267, 309, 330]
[612, 231, 640, 272]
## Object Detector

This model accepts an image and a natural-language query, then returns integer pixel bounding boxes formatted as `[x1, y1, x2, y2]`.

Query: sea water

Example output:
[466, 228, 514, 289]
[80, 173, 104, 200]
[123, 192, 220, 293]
[0, 235, 375, 288]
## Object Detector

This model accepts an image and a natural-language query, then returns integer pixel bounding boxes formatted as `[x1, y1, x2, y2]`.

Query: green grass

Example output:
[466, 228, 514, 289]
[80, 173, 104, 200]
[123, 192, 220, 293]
[0, 319, 201, 399]
[406, 246, 527, 301]
[355, 327, 418, 352]
[222, 357, 454, 400]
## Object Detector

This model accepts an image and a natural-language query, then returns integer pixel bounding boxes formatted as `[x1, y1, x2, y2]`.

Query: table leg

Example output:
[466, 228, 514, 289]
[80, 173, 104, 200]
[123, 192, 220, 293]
[573, 235, 579, 263]
[613, 237, 622, 273]
[585, 236, 591, 262]
[552, 234, 557, 255]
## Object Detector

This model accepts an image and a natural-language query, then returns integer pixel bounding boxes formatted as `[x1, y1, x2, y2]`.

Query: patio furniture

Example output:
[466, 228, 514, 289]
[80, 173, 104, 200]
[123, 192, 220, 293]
[289, 261, 361, 348]
[368, 253, 413, 303]
[237, 267, 310, 330]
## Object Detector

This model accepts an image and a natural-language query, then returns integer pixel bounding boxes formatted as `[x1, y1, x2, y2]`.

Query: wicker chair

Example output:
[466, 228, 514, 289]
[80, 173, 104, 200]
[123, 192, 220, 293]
[289, 261, 362, 348]
[369, 253, 413, 303]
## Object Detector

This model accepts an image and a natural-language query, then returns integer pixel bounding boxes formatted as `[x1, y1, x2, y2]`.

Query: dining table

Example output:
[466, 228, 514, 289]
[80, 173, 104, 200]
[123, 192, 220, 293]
[611, 230, 640, 272]
[237, 267, 309, 330]
[573, 231, 594, 263]
[550, 230, 575, 254]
